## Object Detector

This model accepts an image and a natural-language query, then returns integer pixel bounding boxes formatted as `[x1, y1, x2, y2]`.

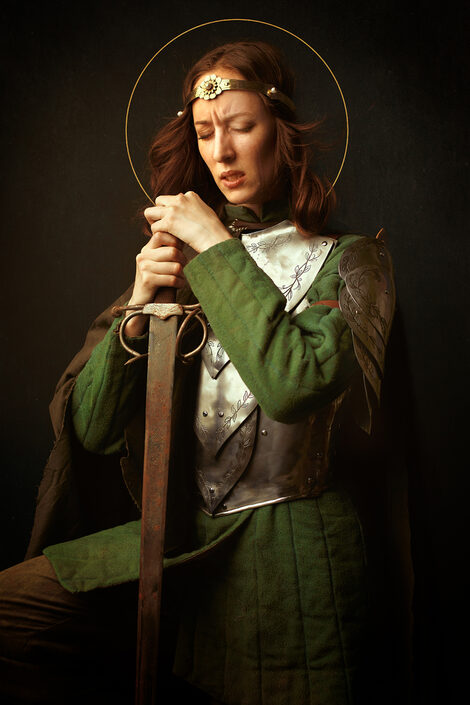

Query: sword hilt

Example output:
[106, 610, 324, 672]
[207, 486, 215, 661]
[112, 300, 208, 364]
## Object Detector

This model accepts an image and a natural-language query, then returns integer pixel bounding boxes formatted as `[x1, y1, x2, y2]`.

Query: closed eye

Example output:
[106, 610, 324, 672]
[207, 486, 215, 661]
[232, 124, 254, 133]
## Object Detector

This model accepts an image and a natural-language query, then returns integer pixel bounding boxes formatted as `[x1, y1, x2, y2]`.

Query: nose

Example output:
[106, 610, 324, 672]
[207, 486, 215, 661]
[212, 127, 235, 163]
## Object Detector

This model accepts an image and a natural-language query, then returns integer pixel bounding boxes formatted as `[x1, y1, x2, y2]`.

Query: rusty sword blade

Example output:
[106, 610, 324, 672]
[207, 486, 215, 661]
[135, 288, 177, 705]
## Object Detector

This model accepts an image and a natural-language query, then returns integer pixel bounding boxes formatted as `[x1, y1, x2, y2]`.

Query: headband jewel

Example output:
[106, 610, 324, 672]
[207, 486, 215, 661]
[183, 74, 296, 113]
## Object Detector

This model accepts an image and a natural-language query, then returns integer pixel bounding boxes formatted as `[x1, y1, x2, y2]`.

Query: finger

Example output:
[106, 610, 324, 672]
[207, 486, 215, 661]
[137, 262, 186, 290]
[144, 205, 169, 225]
[154, 193, 186, 207]
[146, 231, 184, 250]
[139, 245, 187, 265]
[138, 260, 186, 279]
[141, 273, 187, 290]
[183, 190, 200, 201]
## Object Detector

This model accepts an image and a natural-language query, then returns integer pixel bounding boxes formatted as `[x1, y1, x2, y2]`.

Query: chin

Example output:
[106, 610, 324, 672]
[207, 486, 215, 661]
[224, 189, 262, 207]
[226, 194, 249, 205]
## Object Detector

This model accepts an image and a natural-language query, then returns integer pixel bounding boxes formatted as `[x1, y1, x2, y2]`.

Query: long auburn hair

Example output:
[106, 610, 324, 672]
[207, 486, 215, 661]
[147, 40, 336, 235]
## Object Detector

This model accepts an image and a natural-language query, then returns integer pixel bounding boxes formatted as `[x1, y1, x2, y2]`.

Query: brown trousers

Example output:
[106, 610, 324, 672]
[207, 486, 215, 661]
[0, 556, 217, 704]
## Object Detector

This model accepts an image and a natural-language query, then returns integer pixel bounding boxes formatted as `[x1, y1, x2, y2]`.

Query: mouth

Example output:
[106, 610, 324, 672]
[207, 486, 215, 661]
[219, 171, 245, 189]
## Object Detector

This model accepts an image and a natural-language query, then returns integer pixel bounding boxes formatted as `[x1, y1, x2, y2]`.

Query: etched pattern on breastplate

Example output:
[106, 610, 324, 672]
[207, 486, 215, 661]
[194, 222, 336, 514]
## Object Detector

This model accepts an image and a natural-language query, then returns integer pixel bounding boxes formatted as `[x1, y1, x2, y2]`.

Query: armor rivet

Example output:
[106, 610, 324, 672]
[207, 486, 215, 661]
[202, 410, 208, 417]
[222, 504, 227, 510]
[261, 429, 268, 436]
[321, 241, 328, 246]
[209, 487, 215, 494]
[218, 410, 224, 417]
[316, 451, 323, 458]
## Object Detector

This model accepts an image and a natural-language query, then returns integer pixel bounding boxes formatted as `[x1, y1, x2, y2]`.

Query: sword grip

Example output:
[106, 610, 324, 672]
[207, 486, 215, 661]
[154, 286, 176, 305]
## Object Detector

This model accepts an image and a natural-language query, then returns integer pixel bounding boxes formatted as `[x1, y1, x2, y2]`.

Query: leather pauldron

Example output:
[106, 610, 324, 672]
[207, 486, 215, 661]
[339, 231, 395, 432]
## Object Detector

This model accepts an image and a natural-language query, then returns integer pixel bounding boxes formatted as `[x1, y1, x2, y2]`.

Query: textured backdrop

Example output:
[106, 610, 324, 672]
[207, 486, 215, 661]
[1, 2, 468, 703]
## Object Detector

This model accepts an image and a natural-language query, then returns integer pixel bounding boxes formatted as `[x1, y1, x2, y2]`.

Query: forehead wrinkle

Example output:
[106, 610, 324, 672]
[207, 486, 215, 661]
[192, 89, 265, 125]
[193, 111, 254, 126]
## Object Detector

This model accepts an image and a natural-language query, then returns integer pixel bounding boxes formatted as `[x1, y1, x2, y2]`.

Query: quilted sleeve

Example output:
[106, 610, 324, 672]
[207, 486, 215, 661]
[184, 234, 364, 423]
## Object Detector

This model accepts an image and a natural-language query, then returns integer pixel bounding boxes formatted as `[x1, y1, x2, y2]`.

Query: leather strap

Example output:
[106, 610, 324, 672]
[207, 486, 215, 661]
[311, 299, 340, 308]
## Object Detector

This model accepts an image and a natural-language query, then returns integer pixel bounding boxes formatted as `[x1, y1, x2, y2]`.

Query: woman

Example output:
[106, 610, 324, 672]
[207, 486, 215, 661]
[0, 41, 394, 704]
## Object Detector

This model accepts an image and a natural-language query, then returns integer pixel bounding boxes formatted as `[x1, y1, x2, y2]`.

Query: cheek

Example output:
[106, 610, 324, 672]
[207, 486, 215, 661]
[255, 135, 276, 184]
[197, 143, 216, 175]
[196, 140, 207, 163]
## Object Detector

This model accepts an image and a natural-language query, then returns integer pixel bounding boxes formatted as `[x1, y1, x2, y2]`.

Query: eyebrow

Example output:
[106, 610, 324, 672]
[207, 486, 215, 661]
[193, 111, 254, 126]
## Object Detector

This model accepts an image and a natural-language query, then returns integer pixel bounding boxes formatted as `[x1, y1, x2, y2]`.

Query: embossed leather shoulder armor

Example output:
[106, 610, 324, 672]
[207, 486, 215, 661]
[338, 230, 395, 432]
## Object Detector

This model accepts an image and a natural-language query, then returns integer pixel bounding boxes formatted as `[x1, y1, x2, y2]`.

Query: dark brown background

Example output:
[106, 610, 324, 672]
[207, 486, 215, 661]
[1, 1, 468, 703]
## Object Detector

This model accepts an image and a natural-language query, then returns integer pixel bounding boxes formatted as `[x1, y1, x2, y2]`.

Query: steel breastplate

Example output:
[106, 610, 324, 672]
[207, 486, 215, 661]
[196, 396, 346, 516]
[194, 221, 336, 515]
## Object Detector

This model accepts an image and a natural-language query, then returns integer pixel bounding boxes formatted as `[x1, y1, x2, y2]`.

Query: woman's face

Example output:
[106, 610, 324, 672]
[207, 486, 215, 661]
[192, 69, 278, 216]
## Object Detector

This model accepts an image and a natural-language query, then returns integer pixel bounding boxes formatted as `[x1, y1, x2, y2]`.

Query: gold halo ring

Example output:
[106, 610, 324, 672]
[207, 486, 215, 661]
[125, 19, 349, 202]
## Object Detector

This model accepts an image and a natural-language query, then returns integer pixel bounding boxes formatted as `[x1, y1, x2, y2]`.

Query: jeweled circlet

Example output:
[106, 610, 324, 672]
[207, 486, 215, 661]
[182, 74, 296, 113]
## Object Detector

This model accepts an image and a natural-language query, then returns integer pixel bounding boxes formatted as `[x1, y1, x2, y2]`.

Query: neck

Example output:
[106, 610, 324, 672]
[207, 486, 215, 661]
[239, 202, 262, 218]
[224, 197, 290, 225]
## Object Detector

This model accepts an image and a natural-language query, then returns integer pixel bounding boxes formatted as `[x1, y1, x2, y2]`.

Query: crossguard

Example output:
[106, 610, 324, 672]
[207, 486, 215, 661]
[112, 302, 208, 365]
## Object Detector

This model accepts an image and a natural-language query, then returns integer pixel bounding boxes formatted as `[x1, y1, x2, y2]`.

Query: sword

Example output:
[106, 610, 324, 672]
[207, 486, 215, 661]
[113, 288, 207, 704]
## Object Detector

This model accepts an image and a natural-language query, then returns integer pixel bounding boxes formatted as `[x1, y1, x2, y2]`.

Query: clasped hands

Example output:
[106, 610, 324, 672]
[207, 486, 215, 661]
[126, 191, 231, 336]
